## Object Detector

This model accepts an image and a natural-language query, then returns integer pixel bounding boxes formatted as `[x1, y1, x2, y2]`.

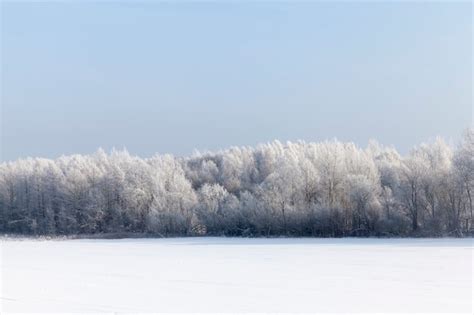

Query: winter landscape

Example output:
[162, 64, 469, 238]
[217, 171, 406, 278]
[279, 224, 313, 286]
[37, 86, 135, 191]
[2, 1, 473, 314]
[1, 132, 473, 313]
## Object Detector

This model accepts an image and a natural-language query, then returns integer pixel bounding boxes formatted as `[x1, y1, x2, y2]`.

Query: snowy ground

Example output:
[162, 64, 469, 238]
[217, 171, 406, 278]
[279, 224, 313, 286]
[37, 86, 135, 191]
[0, 237, 472, 313]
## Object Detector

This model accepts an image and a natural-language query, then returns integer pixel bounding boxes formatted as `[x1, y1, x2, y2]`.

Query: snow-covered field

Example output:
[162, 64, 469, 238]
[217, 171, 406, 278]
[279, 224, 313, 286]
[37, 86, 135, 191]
[0, 238, 472, 313]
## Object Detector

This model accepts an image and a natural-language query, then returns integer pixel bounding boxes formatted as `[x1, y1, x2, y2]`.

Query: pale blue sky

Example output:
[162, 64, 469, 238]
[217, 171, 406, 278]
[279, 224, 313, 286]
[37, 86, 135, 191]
[1, 1, 472, 161]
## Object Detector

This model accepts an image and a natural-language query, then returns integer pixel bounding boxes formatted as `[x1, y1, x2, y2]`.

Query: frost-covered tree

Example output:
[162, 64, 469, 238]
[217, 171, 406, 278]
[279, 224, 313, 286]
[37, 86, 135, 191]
[1, 131, 472, 237]
[453, 129, 474, 230]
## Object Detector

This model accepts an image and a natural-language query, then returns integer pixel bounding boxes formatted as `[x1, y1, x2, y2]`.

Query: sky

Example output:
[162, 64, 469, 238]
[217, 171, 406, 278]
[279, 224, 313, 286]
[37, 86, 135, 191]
[1, 1, 472, 162]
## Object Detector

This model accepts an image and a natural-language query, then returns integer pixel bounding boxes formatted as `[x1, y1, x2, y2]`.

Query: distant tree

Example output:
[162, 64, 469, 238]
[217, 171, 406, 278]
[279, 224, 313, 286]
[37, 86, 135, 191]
[453, 129, 474, 231]
[1, 130, 472, 237]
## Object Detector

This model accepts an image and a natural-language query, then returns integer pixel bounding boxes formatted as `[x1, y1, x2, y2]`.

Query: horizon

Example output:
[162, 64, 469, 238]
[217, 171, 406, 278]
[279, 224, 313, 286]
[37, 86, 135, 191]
[1, 129, 471, 163]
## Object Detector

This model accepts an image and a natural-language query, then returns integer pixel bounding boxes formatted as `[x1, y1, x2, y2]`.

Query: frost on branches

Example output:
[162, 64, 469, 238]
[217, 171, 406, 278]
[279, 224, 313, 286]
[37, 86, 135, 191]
[1, 129, 473, 237]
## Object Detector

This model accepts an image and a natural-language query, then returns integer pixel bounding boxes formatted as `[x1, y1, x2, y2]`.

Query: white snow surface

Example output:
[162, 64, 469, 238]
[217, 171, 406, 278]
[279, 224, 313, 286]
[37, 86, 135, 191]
[0, 237, 472, 313]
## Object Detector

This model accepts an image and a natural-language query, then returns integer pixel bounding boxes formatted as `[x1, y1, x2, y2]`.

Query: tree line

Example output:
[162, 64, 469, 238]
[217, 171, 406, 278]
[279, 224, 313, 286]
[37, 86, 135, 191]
[1, 129, 473, 237]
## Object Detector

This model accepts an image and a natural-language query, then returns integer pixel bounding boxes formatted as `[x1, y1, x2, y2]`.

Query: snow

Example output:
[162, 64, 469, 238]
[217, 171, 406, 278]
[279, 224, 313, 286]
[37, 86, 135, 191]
[1, 237, 472, 313]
